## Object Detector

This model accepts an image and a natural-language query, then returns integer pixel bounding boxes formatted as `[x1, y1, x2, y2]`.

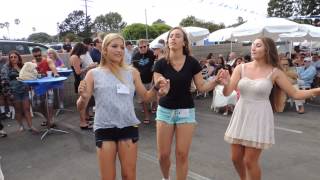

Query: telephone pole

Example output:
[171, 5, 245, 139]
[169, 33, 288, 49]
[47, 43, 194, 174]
[82, 0, 92, 37]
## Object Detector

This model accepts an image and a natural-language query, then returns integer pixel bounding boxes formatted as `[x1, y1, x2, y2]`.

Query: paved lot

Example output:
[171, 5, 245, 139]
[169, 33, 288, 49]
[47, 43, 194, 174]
[0, 97, 319, 180]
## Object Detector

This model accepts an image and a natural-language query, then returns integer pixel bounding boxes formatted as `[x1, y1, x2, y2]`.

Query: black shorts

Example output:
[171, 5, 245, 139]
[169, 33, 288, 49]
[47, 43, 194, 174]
[95, 126, 139, 148]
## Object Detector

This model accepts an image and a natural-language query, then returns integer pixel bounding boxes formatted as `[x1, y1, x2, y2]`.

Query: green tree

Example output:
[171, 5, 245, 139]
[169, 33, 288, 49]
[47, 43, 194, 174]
[152, 19, 166, 24]
[203, 22, 225, 33]
[122, 23, 158, 40]
[58, 10, 93, 38]
[299, 0, 320, 24]
[94, 12, 127, 33]
[299, 0, 320, 16]
[267, 0, 320, 24]
[28, 32, 52, 43]
[152, 23, 171, 35]
[228, 16, 246, 28]
[179, 16, 225, 33]
[267, 0, 294, 17]
[61, 33, 81, 43]
[179, 16, 200, 27]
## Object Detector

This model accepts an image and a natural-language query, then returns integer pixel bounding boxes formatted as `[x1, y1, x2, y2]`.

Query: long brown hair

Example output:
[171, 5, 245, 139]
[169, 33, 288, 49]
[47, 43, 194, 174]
[8, 50, 23, 69]
[165, 27, 191, 63]
[258, 37, 284, 112]
[100, 33, 129, 83]
[259, 37, 282, 69]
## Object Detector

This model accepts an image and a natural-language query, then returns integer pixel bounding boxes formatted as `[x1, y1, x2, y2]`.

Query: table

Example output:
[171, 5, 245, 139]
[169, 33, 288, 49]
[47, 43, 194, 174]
[22, 77, 69, 140]
[57, 69, 73, 77]
[56, 69, 74, 116]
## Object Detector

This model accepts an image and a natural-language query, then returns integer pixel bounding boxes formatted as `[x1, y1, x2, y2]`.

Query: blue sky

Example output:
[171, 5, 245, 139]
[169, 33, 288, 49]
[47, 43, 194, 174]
[1, 0, 269, 39]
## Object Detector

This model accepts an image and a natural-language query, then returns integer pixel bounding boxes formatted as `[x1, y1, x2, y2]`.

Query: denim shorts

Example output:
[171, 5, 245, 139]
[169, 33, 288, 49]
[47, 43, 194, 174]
[95, 126, 139, 148]
[156, 106, 196, 124]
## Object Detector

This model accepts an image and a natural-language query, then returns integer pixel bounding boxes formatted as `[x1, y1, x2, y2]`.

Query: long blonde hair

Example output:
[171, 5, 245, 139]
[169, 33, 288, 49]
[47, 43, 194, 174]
[47, 48, 61, 60]
[100, 33, 129, 83]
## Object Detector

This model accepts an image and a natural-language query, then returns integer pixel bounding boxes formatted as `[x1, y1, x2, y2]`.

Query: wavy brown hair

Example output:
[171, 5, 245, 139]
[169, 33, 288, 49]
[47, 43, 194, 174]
[258, 37, 284, 112]
[258, 37, 282, 69]
[8, 50, 23, 69]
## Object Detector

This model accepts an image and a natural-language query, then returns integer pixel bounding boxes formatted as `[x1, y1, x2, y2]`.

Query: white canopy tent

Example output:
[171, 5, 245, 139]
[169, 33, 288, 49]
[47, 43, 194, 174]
[279, 24, 320, 56]
[150, 26, 210, 47]
[279, 24, 320, 41]
[230, 17, 301, 41]
[207, 27, 234, 42]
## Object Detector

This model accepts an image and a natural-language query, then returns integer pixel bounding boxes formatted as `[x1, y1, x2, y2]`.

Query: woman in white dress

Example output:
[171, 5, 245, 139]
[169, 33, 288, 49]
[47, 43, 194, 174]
[219, 37, 320, 180]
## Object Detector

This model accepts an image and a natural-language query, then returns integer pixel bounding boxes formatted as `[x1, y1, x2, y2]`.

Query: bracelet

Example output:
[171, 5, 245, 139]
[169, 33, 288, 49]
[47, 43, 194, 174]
[153, 85, 160, 92]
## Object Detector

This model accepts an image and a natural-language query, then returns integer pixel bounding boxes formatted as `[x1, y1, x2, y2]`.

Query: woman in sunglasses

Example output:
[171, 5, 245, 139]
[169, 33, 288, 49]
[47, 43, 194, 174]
[1, 51, 38, 133]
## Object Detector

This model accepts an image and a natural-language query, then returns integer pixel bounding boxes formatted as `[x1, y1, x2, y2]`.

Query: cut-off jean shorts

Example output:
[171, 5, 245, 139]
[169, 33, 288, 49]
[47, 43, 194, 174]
[95, 126, 139, 148]
[156, 105, 196, 124]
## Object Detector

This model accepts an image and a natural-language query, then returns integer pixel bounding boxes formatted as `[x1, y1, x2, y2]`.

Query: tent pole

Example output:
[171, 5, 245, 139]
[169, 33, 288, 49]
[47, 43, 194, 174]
[289, 41, 292, 58]
[310, 40, 312, 56]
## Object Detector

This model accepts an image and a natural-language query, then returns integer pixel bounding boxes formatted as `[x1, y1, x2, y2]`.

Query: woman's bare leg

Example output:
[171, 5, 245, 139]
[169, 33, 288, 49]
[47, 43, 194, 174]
[157, 121, 175, 179]
[118, 139, 138, 180]
[96, 141, 117, 180]
[231, 144, 246, 180]
[243, 147, 262, 180]
[175, 123, 195, 180]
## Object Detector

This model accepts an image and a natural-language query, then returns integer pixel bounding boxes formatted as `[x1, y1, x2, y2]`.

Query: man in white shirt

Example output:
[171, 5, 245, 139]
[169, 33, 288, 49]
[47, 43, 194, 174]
[227, 52, 237, 66]
[125, 41, 134, 65]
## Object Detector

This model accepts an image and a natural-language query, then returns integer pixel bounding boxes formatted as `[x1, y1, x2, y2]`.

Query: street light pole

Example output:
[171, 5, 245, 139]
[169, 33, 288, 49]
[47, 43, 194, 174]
[145, 8, 148, 40]
[57, 22, 60, 42]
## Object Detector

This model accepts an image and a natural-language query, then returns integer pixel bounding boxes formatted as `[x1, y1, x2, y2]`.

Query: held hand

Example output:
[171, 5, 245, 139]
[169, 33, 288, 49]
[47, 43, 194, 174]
[219, 70, 230, 86]
[158, 79, 170, 96]
[155, 77, 170, 96]
[314, 88, 320, 96]
[154, 77, 165, 89]
[78, 80, 89, 99]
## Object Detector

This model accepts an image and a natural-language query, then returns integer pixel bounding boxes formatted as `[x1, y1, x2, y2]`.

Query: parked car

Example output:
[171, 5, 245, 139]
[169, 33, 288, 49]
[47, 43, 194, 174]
[0, 40, 49, 56]
[48, 43, 64, 53]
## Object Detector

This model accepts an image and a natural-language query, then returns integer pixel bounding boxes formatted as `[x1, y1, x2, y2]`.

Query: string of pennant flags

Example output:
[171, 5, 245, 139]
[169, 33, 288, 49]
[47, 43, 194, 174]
[195, 0, 266, 16]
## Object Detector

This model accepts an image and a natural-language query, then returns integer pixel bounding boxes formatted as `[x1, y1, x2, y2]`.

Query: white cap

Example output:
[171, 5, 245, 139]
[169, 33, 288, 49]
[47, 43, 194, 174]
[304, 57, 312, 62]
[151, 43, 164, 49]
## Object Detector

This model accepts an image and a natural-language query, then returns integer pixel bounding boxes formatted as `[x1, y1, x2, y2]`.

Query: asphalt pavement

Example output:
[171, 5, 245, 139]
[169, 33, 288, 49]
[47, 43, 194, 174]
[0, 97, 319, 180]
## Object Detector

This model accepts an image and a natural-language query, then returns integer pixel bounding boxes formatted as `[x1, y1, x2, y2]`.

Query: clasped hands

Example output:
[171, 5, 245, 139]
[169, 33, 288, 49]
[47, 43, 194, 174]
[214, 69, 231, 86]
[154, 77, 170, 97]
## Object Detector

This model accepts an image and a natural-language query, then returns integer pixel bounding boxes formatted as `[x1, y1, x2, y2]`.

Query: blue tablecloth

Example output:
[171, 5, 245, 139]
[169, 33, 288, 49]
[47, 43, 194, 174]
[22, 77, 68, 96]
[58, 69, 73, 77]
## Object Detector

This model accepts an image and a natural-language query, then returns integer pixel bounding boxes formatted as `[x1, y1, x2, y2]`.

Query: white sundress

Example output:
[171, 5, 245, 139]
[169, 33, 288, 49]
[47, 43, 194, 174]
[224, 64, 276, 149]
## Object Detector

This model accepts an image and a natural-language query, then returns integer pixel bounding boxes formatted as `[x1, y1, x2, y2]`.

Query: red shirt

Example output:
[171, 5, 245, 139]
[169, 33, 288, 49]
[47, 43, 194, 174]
[36, 59, 50, 75]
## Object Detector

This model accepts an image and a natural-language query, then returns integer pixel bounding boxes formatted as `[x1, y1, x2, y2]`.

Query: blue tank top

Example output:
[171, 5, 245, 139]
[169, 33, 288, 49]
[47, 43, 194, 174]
[92, 67, 140, 130]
